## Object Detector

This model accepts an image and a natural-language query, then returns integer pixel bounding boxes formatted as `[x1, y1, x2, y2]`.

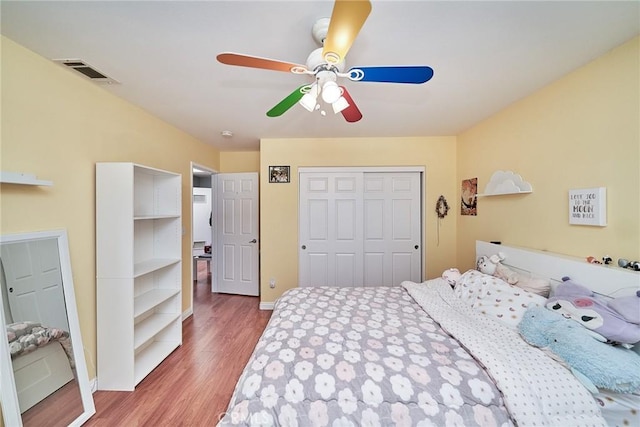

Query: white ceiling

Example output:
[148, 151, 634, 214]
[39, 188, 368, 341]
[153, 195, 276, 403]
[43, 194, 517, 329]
[2, 1, 638, 151]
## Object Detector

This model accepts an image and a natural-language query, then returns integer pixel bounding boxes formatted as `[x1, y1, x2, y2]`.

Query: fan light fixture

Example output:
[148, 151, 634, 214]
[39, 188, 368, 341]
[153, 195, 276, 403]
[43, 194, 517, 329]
[217, 0, 434, 124]
[299, 84, 318, 112]
[321, 81, 341, 104]
[299, 81, 349, 115]
[332, 95, 349, 114]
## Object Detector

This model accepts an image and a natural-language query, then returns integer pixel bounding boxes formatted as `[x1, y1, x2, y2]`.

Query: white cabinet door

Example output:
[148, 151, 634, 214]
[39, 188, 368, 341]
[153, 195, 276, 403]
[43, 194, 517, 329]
[299, 170, 422, 287]
[299, 172, 363, 287]
[215, 173, 259, 296]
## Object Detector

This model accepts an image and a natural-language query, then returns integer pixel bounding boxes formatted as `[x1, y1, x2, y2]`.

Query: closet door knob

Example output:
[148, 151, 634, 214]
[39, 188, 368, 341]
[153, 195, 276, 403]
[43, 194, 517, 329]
[249, 239, 257, 243]
[414, 245, 419, 250]
[301, 245, 307, 250]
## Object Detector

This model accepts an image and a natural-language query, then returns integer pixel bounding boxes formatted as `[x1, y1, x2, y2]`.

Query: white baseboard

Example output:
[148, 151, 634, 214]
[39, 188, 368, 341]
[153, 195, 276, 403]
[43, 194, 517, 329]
[259, 302, 274, 311]
[182, 307, 193, 320]
[90, 377, 97, 393]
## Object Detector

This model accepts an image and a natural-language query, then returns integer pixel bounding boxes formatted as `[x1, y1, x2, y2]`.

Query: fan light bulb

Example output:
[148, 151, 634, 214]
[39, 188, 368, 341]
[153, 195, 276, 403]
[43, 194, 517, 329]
[332, 96, 349, 114]
[299, 93, 317, 112]
[299, 84, 318, 112]
[321, 81, 341, 104]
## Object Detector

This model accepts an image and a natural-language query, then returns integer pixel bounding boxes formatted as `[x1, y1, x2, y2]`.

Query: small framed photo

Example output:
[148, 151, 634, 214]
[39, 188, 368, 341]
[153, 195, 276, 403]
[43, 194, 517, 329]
[269, 166, 290, 183]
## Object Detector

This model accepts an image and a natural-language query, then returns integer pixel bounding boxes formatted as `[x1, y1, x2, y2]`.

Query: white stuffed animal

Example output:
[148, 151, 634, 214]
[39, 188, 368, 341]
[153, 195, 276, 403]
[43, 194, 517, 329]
[476, 252, 517, 283]
[442, 268, 461, 286]
[477, 252, 550, 297]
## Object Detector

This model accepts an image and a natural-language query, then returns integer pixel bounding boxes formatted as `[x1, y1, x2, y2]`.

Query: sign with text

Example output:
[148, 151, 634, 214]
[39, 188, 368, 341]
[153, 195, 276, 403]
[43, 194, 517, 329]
[569, 187, 607, 226]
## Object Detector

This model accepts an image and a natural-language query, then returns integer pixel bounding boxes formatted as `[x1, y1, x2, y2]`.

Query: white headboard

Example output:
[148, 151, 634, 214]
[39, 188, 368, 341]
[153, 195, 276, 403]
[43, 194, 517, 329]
[476, 241, 640, 297]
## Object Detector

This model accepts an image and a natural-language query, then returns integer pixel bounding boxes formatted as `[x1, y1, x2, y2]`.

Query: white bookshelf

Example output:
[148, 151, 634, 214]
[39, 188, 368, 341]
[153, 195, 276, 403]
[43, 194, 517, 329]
[96, 163, 182, 391]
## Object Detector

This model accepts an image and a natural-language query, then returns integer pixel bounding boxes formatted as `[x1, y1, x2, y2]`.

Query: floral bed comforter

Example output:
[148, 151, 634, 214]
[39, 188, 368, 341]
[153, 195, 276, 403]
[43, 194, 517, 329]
[219, 280, 606, 426]
[6, 321, 74, 368]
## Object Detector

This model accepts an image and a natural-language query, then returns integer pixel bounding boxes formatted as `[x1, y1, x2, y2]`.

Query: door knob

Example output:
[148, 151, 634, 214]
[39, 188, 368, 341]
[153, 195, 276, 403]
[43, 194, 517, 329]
[301, 245, 306, 250]
[249, 239, 257, 243]
[414, 245, 419, 250]
[9, 287, 13, 293]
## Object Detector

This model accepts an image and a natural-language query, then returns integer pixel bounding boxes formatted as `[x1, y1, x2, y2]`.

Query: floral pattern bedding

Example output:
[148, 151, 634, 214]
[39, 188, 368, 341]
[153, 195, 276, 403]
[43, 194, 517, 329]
[404, 280, 606, 427]
[220, 280, 607, 427]
[6, 321, 74, 368]
[219, 285, 513, 426]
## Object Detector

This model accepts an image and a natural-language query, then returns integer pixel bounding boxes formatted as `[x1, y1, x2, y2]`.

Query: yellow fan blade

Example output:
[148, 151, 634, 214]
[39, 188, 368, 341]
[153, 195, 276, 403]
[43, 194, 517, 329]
[322, 0, 372, 64]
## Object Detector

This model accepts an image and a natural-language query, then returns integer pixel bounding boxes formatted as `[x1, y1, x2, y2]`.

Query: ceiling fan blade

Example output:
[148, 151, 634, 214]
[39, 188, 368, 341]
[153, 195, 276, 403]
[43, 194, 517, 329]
[266, 85, 308, 117]
[339, 86, 362, 123]
[322, 0, 372, 64]
[349, 66, 434, 84]
[217, 52, 307, 73]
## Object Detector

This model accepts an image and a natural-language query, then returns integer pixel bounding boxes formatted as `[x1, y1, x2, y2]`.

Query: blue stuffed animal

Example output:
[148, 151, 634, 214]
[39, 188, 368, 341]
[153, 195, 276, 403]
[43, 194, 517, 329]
[518, 306, 640, 393]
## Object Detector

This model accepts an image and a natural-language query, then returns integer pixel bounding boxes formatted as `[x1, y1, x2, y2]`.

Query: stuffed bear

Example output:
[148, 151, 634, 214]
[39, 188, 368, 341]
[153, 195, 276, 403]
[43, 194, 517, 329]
[546, 278, 640, 345]
[477, 253, 550, 297]
[441, 268, 461, 286]
[518, 306, 640, 394]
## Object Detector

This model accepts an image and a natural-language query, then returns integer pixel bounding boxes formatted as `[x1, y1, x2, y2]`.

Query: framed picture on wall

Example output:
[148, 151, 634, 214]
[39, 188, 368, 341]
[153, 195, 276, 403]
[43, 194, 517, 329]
[461, 177, 477, 216]
[569, 187, 607, 226]
[269, 166, 290, 183]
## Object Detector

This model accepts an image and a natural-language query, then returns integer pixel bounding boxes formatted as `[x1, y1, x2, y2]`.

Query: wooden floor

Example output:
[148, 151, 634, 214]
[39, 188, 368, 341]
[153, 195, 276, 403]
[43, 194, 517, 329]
[85, 262, 271, 426]
[21, 378, 84, 427]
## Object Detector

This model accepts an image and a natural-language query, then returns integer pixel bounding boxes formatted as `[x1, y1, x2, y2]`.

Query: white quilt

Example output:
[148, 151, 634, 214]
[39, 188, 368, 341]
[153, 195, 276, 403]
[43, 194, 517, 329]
[402, 279, 607, 427]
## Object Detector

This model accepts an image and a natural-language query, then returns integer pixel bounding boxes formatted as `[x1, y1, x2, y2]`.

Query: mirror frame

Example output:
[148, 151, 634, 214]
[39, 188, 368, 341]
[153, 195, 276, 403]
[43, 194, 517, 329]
[0, 229, 95, 426]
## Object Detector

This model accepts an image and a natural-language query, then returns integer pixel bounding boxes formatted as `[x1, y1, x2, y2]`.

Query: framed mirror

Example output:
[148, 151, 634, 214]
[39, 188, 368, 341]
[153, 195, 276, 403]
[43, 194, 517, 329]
[0, 229, 95, 426]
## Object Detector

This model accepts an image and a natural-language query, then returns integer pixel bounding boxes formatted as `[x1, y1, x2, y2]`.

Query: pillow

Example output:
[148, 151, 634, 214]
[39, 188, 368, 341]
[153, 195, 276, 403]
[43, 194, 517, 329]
[454, 269, 547, 328]
[499, 264, 551, 297]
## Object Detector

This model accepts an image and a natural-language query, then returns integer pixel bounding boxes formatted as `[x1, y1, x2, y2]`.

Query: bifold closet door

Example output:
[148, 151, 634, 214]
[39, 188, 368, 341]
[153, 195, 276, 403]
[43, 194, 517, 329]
[299, 172, 363, 287]
[299, 171, 421, 287]
[362, 173, 421, 286]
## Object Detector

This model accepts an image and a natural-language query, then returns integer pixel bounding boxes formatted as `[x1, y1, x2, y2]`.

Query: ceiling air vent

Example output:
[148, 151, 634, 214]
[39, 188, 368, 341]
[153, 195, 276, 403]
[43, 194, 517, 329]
[52, 59, 119, 85]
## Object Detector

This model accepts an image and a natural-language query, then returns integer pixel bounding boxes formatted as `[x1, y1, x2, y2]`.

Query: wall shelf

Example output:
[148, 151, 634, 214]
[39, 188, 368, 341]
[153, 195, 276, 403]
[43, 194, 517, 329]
[477, 170, 532, 196]
[0, 171, 52, 186]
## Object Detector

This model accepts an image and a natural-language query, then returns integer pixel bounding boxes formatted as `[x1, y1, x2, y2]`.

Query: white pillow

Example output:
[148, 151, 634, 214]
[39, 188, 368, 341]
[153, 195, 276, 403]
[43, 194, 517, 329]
[454, 269, 547, 328]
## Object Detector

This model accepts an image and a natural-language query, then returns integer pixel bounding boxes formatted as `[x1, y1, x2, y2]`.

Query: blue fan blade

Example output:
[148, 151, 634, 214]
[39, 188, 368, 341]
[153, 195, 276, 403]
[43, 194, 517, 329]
[349, 66, 434, 84]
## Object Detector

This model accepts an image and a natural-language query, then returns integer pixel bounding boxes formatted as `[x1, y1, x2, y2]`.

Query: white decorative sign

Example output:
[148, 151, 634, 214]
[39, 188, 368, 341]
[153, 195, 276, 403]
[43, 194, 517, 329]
[569, 187, 606, 226]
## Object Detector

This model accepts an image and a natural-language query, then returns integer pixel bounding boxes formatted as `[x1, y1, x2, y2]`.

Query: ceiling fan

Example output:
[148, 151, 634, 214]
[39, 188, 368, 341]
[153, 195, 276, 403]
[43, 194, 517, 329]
[216, 0, 434, 123]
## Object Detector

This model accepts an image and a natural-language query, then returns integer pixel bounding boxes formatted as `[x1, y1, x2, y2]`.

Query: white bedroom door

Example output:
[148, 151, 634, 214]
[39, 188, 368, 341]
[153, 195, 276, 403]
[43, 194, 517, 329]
[214, 173, 259, 296]
[1, 238, 69, 331]
[299, 169, 422, 287]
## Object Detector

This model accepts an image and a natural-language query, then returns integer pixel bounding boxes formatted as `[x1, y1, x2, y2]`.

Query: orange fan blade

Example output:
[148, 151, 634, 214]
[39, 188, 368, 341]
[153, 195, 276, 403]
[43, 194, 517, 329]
[322, 0, 372, 64]
[217, 52, 307, 73]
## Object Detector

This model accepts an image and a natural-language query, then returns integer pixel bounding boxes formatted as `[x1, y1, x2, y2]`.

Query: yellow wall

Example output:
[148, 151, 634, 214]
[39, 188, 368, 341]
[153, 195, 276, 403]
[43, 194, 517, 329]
[259, 137, 458, 303]
[220, 151, 260, 173]
[456, 36, 640, 271]
[0, 36, 220, 380]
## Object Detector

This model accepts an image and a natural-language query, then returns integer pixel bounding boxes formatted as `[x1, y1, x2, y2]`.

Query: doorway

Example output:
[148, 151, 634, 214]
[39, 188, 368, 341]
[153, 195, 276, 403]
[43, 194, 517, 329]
[191, 162, 216, 312]
[190, 165, 260, 312]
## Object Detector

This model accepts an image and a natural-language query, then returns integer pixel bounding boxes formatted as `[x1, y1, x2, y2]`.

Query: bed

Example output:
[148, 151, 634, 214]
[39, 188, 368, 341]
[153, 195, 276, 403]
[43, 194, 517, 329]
[219, 241, 640, 426]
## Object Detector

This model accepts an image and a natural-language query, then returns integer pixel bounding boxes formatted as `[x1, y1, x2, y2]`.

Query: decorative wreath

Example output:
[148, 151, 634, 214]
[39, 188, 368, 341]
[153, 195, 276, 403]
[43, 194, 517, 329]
[436, 195, 450, 219]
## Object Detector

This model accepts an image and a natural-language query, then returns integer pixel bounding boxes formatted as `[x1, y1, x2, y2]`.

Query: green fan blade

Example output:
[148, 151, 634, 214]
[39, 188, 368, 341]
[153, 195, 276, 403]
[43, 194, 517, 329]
[266, 86, 307, 117]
